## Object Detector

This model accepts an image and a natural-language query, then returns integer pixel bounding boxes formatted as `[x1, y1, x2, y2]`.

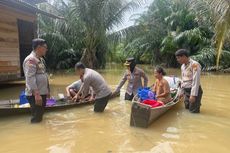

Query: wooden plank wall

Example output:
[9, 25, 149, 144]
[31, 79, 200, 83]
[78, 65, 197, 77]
[0, 4, 36, 81]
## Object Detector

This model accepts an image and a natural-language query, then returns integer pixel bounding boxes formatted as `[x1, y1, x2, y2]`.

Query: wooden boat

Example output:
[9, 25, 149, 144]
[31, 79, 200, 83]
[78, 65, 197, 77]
[0, 93, 119, 117]
[0, 99, 93, 116]
[130, 76, 183, 128]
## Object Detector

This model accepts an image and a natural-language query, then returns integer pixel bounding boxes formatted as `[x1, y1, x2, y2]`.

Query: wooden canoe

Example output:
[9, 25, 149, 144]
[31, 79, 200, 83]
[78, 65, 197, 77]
[130, 77, 183, 128]
[0, 99, 93, 116]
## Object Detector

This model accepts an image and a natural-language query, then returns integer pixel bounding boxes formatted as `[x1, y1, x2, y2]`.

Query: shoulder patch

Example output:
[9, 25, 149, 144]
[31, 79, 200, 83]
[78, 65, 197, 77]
[192, 63, 198, 71]
[26, 59, 36, 67]
[28, 59, 36, 64]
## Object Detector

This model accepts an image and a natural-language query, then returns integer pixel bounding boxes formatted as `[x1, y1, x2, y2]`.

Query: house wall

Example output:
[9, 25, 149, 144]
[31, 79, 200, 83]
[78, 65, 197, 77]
[0, 4, 36, 81]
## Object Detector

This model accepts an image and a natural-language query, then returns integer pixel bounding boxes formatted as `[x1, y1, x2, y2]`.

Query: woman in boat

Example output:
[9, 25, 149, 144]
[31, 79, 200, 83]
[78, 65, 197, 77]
[152, 66, 171, 104]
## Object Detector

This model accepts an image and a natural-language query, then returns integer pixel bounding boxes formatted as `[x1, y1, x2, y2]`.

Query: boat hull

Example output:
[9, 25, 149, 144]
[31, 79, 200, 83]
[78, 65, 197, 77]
[130, 99, 180, 128]
[0, 100, 93, 117]
[130, 78, 183, 128]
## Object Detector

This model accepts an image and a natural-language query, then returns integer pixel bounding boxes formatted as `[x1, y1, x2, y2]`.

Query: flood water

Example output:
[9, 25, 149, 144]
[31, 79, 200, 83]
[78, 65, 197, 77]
[0, 65, 230, 153]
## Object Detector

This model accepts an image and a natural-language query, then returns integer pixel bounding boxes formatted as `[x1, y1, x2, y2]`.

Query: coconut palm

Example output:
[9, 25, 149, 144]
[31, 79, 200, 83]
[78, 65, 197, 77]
[189, 0, 230, 69]
[38, 0, 143, 69]
[68, 0, 143, 68]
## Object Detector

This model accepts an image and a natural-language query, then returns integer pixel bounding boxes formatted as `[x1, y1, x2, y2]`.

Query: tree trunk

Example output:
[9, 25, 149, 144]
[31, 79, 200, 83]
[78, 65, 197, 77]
[152, 48, 161, 65]
[80, 48, 98, 69]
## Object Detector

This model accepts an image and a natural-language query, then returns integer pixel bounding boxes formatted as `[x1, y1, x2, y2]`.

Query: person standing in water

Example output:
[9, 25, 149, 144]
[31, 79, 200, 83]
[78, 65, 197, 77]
[152, 66, 171, 104]
[175, 49, 203, 113]
[112, 57, 148, 101]
[23, 38, 50, 123]
[73, 62, 112, 112]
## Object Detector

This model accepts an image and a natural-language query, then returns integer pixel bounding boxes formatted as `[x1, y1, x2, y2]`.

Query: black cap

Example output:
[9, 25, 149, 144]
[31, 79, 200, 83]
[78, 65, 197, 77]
[124, 57, 135, 66]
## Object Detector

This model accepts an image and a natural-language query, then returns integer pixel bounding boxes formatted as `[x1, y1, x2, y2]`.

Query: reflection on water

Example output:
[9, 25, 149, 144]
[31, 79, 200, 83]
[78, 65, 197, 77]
[0, 65, 230, 153]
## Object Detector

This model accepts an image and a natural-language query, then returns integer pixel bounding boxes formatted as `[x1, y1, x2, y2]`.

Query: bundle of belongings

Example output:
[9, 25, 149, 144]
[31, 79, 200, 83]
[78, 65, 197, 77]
[19, 90, 57, 108]
[137, 88, 164, 108]
[137, 76, 180, 108]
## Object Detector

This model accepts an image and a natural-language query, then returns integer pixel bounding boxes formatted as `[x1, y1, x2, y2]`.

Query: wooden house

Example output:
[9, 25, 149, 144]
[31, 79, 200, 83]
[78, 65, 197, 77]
[0, 0, 61, 82]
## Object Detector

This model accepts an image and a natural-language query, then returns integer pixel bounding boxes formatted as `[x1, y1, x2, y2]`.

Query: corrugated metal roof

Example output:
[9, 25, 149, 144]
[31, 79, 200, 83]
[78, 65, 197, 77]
[18, 0, 47, 5]
[0, 0, 64, 19]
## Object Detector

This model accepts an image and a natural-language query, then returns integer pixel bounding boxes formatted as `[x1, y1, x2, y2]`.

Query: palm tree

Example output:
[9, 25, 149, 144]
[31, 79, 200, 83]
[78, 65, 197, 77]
[69, 0, 142, 68]
[38, 0, 84, 69]
[38, 0, 143, 69]
[190, 0, 230, 69]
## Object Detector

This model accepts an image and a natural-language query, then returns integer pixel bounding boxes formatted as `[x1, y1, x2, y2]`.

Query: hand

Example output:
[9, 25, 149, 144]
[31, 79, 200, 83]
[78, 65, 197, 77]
[89, 96, 95, 102]
[111, 90, 119, 97]
[35, 94, 42, 106]
[179, 93, 184, 98]
[111, 91, 117, 96]
[72, 94, 79, 102]
[189, 96, 196, 103]
[156, 94, 161, 99]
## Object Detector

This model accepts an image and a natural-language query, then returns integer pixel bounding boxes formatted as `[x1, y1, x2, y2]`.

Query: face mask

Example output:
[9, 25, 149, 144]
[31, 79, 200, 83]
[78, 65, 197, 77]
[130, 61, 136, 73]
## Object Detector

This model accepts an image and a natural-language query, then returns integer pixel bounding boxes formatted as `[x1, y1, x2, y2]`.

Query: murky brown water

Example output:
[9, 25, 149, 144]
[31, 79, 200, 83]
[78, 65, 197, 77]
[0, 65, 230, 153]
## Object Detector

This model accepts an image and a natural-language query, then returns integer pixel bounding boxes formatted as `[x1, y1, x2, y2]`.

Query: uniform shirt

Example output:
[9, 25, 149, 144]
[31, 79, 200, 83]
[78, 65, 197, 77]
[181, 58, 201, 96]
[79, 68, 111, 99]
[67, 80, 82, 91]
[115, 67, 148, 96]
[23, 51, 49, 96]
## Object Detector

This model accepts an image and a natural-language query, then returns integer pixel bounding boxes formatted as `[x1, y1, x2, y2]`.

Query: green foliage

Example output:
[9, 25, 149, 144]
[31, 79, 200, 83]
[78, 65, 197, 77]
[38, 0, 142, 69]
[114, 0, 230, 69]
[192, 48, 230, 69]
[189, 0, 230, 68]
[38, 0, 230, 70]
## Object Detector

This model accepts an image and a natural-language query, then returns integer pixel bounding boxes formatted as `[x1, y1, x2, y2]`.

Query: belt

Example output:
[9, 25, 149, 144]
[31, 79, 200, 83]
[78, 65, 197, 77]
[183, 80, 192, 82]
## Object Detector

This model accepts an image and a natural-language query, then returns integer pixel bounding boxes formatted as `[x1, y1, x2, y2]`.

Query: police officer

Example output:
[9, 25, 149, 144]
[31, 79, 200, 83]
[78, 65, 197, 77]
[23, 38, 49, 123]
[73, 62, 112, 112]
[175, 49, 203, 113]
[112, 57, 148, 101]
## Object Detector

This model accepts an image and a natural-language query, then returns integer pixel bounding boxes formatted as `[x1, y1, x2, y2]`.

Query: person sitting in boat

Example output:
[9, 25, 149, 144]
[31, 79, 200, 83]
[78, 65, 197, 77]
[152, 66, 171, 104]
[112, 57, 148, 101]
[66, 80, 94, 101]
[66, 80, 82, 98]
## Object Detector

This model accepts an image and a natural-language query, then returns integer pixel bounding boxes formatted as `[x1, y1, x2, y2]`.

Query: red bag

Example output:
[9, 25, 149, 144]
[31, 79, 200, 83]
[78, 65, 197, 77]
[143, 99, 164, 108]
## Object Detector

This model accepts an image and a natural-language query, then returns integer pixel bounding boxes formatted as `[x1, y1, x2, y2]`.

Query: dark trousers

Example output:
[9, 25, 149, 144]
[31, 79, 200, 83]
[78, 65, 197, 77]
[125, 93, 134, 101]
[94, 94, 111, 112]
[26, 95, 47, 123]
[184, 86, 203, 113]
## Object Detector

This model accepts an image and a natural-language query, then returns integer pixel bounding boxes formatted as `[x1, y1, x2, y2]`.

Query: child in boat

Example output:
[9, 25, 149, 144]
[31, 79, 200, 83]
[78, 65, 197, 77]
[152, 66, 171, 104]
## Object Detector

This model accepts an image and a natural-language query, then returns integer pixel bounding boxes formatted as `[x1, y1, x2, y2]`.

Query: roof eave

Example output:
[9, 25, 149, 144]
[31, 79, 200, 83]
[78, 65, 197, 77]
[0, 0, 64, 19]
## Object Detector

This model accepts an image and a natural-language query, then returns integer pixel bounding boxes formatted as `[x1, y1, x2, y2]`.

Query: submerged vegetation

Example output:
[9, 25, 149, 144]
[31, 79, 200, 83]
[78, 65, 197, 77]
[38, 0, 230, 71]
